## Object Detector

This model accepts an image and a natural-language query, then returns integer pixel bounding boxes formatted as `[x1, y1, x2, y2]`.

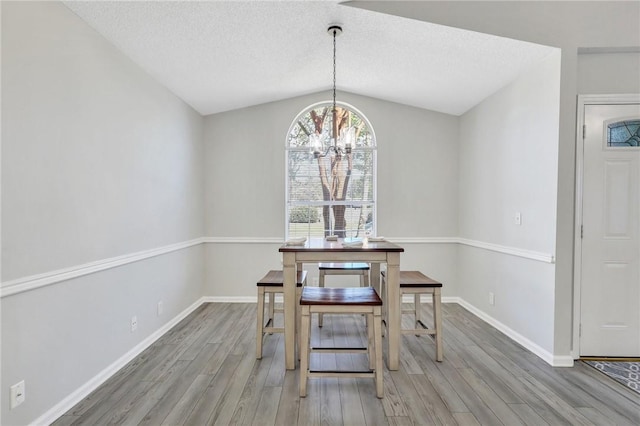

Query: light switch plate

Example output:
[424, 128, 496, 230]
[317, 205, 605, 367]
[10, 380, 25, 409]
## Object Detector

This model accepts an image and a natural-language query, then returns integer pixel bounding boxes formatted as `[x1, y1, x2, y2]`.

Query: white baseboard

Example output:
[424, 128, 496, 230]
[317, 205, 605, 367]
[456, 298, 574, 367]
[552, 355, 575, 367]
[31, 297, 207, 426]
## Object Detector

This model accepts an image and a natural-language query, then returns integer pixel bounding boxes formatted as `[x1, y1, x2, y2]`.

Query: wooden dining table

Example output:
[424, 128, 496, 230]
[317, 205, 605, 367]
[279, 238, 404, 370]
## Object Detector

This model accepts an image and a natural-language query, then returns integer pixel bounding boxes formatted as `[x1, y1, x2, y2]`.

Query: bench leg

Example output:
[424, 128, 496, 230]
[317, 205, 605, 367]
[414, 293, 421, 335]
[433, 289, 443, 362]
[318, 271, 325, 327]
[268, 291, 275, 330]
[367, 313, 374, 370]
[380, 276, 387, 337]
[299, 306, 311, 397]
[256, 287, 265, 359]
[373, 307, 384, 398]
[296, 287, 301, 361]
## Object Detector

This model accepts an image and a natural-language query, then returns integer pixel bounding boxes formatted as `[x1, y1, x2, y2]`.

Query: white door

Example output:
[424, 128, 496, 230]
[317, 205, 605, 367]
[580, 103, 640, 357]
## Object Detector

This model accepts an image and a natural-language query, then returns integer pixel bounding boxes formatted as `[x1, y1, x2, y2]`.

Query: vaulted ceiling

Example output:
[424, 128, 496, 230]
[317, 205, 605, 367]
[63, 1, 555, 116]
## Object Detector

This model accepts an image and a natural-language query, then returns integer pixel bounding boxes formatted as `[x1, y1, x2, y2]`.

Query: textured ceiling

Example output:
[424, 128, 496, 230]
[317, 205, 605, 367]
[63, 1, 556, 116]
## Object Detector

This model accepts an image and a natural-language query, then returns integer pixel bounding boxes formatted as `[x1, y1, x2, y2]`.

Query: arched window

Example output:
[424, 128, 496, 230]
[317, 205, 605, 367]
[286, 102, 376, 239]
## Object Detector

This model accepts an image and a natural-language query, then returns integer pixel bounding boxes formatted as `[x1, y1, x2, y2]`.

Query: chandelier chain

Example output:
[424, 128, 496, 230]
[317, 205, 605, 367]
[311, 25, 349, 159]
[332, 28, 337, 113]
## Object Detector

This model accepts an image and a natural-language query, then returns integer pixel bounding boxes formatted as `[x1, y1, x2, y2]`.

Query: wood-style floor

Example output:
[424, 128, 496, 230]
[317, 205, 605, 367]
[53, 302, 640, 425]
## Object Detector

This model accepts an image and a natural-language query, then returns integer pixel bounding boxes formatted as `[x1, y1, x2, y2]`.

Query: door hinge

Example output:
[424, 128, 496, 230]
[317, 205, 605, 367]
[582, 124, 586, 139]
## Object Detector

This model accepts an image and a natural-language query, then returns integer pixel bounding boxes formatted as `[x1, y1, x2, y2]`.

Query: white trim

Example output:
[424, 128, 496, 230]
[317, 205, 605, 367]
[575, 93, 640, 105]
[204, 237, 460, 245]
[572, 94, 640, 359]
[552, 355, 576, 368]
[457, 298, 573, 367]
[457, 238, 555, 263]
[574, 95, 587, 360]
[2, 236, 555, 298]
[202, 237, 283, 244]
[386, 237, 458, 244]
[578, 47, 640, 54]
[0, 238, 204, 298]
[202, 236, 555, 265]
[31, 297, 207, 426]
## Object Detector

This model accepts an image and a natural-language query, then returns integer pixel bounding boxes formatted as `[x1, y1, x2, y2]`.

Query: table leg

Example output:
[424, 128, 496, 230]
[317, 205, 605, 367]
[370, 262, 381, 294]
[386, 253, 400, 370]
[283, 252, 297, 370]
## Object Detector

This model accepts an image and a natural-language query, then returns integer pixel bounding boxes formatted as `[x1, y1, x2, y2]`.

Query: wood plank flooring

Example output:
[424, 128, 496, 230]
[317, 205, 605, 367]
[53, 302, 640, 425]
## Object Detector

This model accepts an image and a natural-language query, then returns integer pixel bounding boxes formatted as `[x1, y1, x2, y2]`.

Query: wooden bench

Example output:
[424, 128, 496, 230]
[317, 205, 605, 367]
[381, 270, 443, 361]
[299, 286, 384, 398]
[256, 270, 307, 359]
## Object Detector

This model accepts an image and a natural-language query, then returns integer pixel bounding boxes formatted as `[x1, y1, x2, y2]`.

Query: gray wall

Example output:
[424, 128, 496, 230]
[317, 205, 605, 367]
[1, 2, 205, 424]
[202, 91, 460, 298]
[578, 50, 640, 94]
[458, 51, 561, 355]
[352, 0, 640, 361]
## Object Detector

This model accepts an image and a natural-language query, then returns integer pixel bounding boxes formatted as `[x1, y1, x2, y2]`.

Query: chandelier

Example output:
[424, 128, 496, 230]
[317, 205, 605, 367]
[310, 25, 355, 158]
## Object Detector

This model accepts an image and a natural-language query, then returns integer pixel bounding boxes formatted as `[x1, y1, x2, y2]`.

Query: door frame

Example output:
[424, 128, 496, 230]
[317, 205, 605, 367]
[572, 93, 640, 358]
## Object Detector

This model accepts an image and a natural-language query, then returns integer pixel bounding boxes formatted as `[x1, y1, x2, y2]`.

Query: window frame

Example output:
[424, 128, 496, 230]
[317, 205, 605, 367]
[285, 100, 377, 240]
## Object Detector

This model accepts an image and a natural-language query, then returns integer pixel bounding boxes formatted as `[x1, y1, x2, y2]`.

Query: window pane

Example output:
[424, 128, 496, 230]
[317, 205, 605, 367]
[288, 150, 375, 202]
[286, 102, 376, 238]
[287, 204, 374, 239]
[288, 106, 375, 149]
[607, 119, 640, 147]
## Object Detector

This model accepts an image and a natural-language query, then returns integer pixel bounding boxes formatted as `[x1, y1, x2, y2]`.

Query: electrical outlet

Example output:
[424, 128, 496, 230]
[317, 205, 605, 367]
[489, 292, 495, 306]
[131, 316, 138, 332]
[157, 301, 163, 316]
[10, 380, 25, 409]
